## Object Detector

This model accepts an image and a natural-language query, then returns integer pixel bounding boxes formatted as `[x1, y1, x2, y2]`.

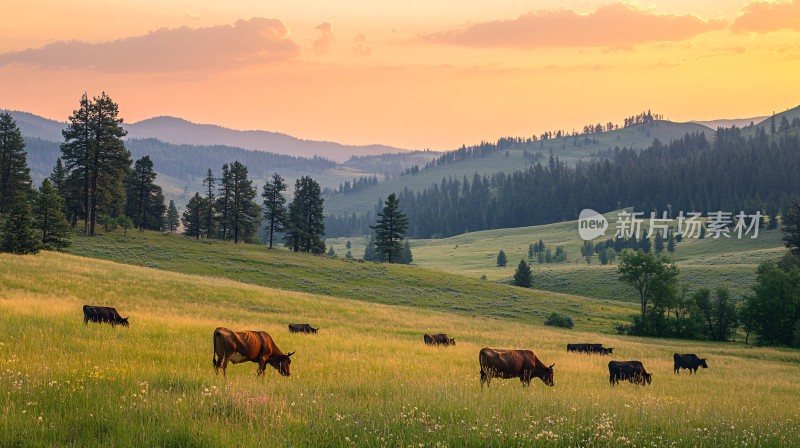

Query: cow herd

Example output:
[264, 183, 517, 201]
[82, 305, 709, 388]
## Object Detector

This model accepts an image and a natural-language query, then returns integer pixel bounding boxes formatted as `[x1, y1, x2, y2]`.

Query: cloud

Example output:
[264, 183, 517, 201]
[731, 0, 800, 33]
[184, 11, 201, 21]
[420, 3, 724, 49]
[353, 34, 374, 56]
[313, 22, 336, 54]
[0, 18, 299, 73]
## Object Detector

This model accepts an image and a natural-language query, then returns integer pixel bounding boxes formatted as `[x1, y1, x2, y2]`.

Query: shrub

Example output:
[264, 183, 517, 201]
[544, 312, 574, 329]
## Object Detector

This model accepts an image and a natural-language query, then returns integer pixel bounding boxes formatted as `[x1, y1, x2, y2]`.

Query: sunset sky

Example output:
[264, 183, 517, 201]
[1, 0, 799, 150]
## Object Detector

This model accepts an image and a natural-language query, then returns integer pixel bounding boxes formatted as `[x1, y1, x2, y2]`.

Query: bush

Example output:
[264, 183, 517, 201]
[544, 312, 574, 329]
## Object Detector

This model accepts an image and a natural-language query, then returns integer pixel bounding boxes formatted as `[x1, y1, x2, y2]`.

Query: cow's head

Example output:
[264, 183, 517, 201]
[312, 327, 319, 334]
[120, 317, 129, 327]
[644, 372, 653, 385]
[700, 358, 708, 369]
[268, 351, 295, 376]
[605, 348, 614, 354]
[449, 338, 456, 346]
[542, 364, 555, 386]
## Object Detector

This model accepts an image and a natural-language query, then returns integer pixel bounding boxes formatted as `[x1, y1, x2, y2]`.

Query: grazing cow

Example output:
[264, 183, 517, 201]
[567, 343, 613, 355]
[212, 327, 294, 378]
[424, 333, 455, 346]
[83, 305, 129, 327]
[479, 347, 554, 387]
[673, 353, 708, 374]
[608, 360, 652, 386]
[288, 324, 318, 334]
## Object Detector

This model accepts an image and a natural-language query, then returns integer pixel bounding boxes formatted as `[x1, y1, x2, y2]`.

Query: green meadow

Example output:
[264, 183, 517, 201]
[3, 252, 800, 446]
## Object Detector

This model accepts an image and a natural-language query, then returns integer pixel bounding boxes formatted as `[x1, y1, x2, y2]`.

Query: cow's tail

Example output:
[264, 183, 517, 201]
[212, 330, 219, 369]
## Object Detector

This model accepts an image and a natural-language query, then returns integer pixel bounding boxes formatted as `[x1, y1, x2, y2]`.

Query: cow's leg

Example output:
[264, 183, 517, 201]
[257, 357, 268, 378]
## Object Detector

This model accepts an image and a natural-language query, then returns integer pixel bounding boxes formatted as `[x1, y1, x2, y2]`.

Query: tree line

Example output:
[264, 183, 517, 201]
[330, 127, 799, 239]
[614, 205, 800, 348]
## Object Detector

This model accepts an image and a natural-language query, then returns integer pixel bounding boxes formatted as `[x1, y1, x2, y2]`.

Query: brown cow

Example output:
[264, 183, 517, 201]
[479, 347, 555, 387]
[212, 327, 294, 378]
[424, 333, 455, 346]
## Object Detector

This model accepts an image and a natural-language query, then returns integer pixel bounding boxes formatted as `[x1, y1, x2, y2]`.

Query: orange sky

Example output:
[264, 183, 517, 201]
[1, 1, 799, 150]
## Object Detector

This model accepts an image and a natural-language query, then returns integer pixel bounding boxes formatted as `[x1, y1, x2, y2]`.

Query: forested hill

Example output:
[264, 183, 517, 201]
[21, 136, 338, 185]
[329, 123, 800, 238]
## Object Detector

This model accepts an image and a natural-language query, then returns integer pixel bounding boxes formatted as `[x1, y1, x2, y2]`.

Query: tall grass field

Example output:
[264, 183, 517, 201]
[2, 252, 799, 446]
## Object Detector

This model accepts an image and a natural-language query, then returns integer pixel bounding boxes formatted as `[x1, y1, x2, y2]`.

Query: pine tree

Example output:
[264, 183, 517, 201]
[125, 155, 164, 230]
[640, 235, 652, 253]
[262, 173, 288, 248]
[202, 169, 216, 239]
[216, 164, 232, 240]
[654, 231, 664, 253]
[327, 247, 336, 257]
[363, 234, 379, 261]
[182, 193, 206, 239]
[0, 193, 39, 255]
[60, 92, 131, 236]
[371, 193, 409, 263]
[513, 259, 532, 287]
[285, 176, 326, 253]
[0, 112, 31, 216]
[667, 233, 676, 253]
[49, 158, 67, 198]
[226, 161, 260, 243]
[397, 240, 413, 264]
[35, 179, 71, 250]
[496, 250, 507, 267]
[165, 200, 180, 233]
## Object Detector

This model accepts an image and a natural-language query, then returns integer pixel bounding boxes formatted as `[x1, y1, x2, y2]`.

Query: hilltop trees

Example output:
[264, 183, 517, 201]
[782, 198, 800, 256]
[0, 112, 38, 255]
[124, 155, 165, 231]
[60, 92, 131, 236]
[0, 112, 31, 216]
[202, 169, 217, 239]
[165, 200, 179, 233]
[370, 193, 410, 263]
[220, 162, 259, 244]
[285, 176, 325, 253]
[182, 193, 207, 239]
[34, 179, 71, 250]
[262, 173, 288, 249]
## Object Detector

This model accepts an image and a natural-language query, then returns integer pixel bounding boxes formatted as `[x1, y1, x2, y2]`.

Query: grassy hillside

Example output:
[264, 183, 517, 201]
[64, 230, 634, 332]
[329, 212, 786, 302]
[325, 121, 711, 216]
[2, 252, 799, 446]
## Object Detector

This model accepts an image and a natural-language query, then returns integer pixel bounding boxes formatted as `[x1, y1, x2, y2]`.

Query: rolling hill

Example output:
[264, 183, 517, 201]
[328, 210, 786, 302]
[3, 110, 410, 162]
[2, 244, 800, 446]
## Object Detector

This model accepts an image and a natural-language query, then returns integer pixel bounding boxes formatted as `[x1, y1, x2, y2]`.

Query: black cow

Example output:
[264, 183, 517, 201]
[288, 324, 318, 334]
[567, 343, 613, 355]
[608, 360, 652, 386]
[673, 353, 708, 374]
[424, 333, 455, 346]
[479, 348, 554, 387]
[83, 305, 129, 327]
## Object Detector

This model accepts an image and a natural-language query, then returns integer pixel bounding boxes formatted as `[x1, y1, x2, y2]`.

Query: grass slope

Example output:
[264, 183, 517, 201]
[338, 211, 785, 302]
[64, 230, 634, 332]
[2, 252, 799, 446]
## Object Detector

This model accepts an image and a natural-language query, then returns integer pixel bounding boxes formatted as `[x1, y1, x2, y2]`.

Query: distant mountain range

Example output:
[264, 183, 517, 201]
[692, 117, 768, 129]
[3, 110, 409, 163]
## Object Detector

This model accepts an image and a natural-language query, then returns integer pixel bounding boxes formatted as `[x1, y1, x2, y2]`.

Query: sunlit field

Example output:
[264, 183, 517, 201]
[2, 252, 799, 446]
